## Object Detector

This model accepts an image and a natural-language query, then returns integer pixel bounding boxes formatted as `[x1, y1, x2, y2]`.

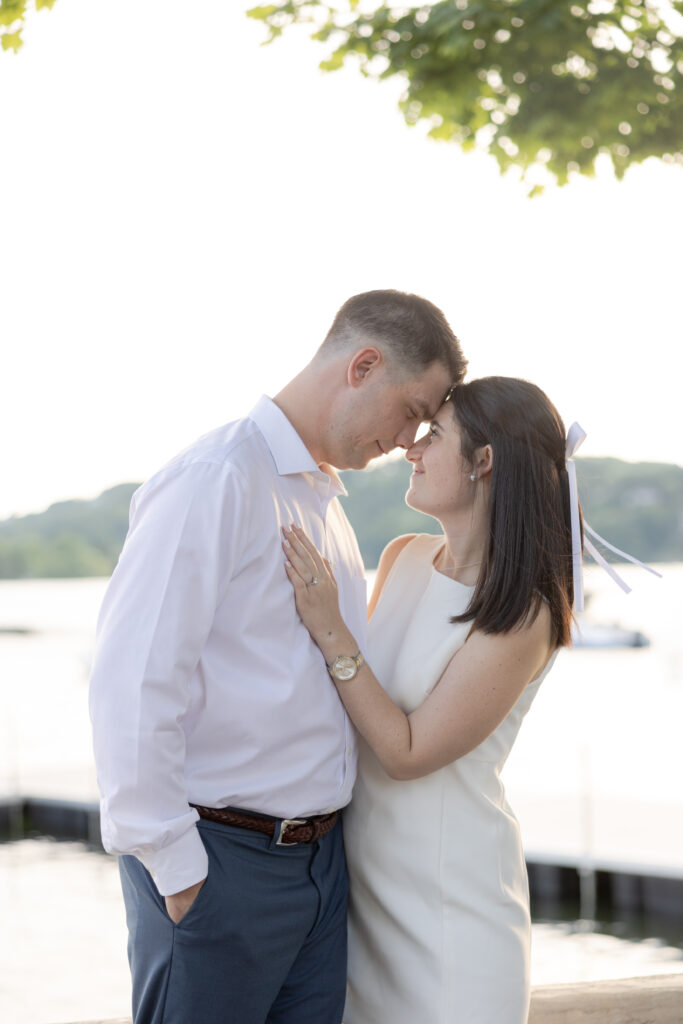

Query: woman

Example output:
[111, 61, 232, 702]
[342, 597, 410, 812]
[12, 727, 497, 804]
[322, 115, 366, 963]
[282, 376, 576, 1024]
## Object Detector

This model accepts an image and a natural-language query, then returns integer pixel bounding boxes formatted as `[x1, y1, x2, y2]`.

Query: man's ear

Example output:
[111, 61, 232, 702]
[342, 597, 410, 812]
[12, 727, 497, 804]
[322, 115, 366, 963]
[347, 347, 383, 387]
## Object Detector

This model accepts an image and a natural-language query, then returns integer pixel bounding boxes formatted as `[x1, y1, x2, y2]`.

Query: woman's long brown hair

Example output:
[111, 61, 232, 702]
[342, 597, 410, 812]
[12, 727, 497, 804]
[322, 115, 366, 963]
[449, 377, 581, 648]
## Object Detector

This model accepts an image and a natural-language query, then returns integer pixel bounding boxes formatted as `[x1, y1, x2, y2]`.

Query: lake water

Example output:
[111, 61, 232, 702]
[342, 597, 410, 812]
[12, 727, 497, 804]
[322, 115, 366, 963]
[1, 565, 682, 1022]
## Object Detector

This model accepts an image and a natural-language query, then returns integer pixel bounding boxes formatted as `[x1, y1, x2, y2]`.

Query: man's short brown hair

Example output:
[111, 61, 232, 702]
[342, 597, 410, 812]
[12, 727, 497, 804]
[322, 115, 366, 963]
[320, 289, 467, 384]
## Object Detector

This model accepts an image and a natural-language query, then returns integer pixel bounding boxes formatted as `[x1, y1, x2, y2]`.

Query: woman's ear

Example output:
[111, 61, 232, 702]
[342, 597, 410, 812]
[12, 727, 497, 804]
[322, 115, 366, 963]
[347, 347, 383, 387]
[474, 444, 493, 478]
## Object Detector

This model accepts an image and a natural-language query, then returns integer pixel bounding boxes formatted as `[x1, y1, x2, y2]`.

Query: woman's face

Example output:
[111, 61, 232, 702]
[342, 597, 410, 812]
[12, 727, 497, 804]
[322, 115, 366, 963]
[405, 402, 476, 517]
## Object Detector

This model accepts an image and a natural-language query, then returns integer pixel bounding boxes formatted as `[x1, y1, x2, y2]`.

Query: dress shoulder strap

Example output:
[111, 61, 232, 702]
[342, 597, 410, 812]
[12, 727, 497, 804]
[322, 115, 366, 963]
[380, 533, 442, 594]
[369, 533, 441, 632]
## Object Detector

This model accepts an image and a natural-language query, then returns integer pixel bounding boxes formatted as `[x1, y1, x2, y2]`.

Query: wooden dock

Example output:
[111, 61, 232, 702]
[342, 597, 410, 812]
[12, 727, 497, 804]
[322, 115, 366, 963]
[2, 795, 682, 926]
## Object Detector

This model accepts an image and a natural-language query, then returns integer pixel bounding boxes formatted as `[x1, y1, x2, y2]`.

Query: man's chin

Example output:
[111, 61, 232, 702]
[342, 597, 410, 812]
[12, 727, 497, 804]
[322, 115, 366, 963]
[362, 450, 385, 469]
[347, 450, 381, 471]
[332, 446, 385, 471]
[328, 453, 373, 472]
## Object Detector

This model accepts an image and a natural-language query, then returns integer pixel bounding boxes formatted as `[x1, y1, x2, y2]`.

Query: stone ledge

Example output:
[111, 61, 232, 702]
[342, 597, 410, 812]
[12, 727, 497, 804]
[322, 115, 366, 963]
[528, 972, 683, 1023]
[61, 972, 683, 1024]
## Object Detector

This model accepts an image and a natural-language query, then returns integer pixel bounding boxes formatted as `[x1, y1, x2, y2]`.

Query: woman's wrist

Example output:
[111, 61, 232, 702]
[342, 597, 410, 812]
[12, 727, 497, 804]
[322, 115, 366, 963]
[316, 624, 358, 665]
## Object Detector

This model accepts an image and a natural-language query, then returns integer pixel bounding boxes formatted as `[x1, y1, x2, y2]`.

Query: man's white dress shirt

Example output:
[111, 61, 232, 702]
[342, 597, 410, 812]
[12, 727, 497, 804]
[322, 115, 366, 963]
[89, 397, 367, 896]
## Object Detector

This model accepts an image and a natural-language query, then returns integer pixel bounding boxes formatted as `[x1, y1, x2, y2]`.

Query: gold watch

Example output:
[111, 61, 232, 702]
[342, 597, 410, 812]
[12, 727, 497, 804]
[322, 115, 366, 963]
[326, 651, 365, 681]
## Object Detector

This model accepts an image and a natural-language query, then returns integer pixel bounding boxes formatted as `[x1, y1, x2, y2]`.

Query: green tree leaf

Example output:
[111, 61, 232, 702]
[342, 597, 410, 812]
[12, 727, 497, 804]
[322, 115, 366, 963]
[1, 30, 22, 51]
[0, 1, 28, 29]
[1, 0, 58, 54]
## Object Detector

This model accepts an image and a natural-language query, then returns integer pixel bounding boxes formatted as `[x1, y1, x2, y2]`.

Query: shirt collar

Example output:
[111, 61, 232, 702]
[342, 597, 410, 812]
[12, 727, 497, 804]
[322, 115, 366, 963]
[248, 396, 347, 498]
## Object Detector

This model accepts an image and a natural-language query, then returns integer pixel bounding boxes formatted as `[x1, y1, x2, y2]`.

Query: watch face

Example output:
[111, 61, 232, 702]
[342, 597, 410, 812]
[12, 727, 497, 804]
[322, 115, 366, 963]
[333, 656, 357, 681]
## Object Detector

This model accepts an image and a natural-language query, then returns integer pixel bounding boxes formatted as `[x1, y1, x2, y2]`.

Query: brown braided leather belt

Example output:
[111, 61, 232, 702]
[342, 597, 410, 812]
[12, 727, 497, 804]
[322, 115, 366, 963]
[190, 803, 339, 846]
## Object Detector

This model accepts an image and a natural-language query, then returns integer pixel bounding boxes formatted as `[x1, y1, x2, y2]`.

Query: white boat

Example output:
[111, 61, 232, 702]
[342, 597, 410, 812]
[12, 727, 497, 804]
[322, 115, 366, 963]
[571, 621, 650, 648]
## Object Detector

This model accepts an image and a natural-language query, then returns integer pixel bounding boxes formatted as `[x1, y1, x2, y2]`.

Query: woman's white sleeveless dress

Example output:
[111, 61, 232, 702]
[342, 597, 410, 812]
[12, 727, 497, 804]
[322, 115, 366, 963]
[343, 534, 557, 1024]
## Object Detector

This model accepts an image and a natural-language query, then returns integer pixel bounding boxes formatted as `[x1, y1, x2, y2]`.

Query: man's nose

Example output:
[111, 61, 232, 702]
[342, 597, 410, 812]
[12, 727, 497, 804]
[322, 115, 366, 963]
[394, 422, 420, 451]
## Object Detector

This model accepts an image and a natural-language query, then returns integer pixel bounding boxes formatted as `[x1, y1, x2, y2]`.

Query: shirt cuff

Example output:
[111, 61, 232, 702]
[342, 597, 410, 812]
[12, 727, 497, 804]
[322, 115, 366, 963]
[137, 822, 209, 897]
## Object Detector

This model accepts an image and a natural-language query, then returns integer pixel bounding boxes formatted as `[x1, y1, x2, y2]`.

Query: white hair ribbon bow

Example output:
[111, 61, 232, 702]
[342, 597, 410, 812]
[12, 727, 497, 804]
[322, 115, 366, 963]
[566, 422, 662, 612]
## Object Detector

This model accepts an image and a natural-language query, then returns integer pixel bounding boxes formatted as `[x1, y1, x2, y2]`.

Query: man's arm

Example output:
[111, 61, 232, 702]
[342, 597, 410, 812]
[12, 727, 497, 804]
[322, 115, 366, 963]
[89, 459, 246, 897]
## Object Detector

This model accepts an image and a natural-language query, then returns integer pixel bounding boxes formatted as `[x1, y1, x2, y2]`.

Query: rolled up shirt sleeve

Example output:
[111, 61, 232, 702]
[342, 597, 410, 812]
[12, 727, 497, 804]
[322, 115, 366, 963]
[89, 459, 246, 896]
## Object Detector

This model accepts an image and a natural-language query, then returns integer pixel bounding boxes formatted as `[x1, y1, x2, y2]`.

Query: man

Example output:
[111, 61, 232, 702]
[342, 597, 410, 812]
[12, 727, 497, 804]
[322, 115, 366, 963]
[89, 289, 466, 1024]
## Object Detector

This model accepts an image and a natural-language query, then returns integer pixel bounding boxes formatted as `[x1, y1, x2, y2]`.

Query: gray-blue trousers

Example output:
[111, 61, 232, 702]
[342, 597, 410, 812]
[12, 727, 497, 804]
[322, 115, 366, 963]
[119, 816, 348, 1023]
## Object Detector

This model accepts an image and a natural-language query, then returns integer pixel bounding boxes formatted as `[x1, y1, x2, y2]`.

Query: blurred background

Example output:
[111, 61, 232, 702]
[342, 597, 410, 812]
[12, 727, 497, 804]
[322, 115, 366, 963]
[1, 1, 682, 1021]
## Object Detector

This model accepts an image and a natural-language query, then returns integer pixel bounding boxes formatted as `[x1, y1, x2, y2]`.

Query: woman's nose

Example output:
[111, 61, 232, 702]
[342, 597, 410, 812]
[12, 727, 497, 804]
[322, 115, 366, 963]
[406, 435, 430, 462]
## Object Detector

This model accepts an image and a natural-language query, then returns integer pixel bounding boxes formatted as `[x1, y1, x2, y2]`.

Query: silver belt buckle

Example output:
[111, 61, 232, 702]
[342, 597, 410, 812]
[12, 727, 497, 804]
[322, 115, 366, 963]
[276, 818, 306, 846]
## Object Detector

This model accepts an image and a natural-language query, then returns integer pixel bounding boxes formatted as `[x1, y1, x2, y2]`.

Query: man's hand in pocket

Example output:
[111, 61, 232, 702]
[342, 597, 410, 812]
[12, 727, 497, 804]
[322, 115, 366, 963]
[165, 878, 206, 924]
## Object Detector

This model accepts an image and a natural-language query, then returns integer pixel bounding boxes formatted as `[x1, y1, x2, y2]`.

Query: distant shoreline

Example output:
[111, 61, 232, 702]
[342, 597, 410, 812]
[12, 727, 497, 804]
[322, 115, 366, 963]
[1, 456, 682, 578]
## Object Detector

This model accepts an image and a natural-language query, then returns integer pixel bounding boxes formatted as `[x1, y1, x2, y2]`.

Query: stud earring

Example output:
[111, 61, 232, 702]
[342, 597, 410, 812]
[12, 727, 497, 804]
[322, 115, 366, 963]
[470, 473, 477, 481]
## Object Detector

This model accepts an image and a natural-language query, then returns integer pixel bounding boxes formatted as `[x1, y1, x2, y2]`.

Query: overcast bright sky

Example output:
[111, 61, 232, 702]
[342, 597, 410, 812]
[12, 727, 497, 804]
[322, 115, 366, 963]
[2, 0, 681, 520]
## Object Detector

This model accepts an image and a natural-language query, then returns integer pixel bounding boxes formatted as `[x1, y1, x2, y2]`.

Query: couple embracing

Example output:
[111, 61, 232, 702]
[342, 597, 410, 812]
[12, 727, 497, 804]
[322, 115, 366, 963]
[90, 290, 576, 1024]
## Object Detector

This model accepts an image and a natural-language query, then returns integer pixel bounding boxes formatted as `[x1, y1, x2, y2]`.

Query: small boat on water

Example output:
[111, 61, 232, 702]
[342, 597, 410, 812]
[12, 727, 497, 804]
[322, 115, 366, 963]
[571, 621, 650, 648]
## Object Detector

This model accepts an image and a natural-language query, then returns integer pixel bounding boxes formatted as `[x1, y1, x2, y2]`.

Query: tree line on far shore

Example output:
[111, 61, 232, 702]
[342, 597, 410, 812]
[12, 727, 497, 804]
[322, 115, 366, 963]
[0, 457, 681, 580]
